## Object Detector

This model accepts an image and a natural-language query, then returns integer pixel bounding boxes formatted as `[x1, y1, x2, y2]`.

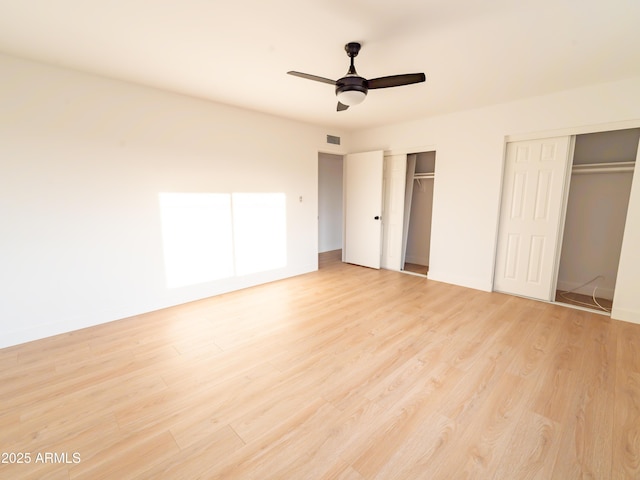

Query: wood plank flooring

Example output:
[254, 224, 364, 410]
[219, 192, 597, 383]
[1, 249, 639, 479]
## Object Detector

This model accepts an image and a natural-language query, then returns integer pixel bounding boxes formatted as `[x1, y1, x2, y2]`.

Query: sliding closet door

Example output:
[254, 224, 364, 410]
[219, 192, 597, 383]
[612, 137, 640, 321]
[494, 136, 572, 300]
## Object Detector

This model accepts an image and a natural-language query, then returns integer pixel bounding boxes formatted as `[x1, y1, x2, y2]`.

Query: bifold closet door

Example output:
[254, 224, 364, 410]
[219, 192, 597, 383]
[494, 136, 572, 300]
[381, 154, 408, 271]
[343, 150, 384, 269]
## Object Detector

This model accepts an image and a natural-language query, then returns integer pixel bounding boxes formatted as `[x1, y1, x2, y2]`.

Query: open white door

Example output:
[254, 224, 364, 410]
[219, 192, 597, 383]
[494, 136, 572, 300]
[343, 150, 384, 269]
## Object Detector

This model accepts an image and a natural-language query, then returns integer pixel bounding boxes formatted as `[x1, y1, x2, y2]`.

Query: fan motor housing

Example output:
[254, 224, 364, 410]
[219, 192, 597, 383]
[336, 75, 368, 96]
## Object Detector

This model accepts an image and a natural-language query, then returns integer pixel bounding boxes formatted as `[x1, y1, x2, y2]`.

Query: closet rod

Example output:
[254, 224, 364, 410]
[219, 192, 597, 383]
[572, 161, 635, 175]
[413, 173, 435, 179]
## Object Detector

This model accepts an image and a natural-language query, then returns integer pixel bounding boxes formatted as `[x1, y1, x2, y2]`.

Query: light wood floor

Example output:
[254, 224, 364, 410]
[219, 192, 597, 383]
[1, 249, 639, 479]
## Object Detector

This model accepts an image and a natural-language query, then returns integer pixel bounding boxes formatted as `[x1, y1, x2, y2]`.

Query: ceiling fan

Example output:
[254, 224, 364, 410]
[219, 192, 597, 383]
[288, 42, 426, 111]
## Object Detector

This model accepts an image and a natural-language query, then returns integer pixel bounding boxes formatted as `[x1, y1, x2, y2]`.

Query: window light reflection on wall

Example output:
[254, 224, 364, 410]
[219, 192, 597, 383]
[159, 192, 287, 288]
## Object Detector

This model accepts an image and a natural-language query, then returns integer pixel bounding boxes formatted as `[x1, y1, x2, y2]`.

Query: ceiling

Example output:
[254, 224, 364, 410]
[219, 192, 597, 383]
[1, 0, 639, 131]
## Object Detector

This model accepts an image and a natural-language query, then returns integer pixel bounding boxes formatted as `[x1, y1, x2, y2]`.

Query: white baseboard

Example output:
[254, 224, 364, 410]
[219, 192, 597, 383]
[611, 306, 640, 325]
[0, 263, 318, 350]
[427, 269, 493, 292]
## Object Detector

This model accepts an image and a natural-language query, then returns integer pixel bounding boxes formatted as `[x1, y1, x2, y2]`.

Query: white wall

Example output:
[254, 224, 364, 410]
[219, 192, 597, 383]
[318, 153, 343, 253]
[0, 54, 347, 349]
[350, 77, 640, 324]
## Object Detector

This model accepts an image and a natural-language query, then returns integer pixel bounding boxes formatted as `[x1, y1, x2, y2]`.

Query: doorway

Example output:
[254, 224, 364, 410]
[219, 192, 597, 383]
[318, 152, 344, 267]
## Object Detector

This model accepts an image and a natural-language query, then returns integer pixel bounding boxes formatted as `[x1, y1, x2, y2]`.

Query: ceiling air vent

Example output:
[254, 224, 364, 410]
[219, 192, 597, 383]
[326, 134, 341, 145]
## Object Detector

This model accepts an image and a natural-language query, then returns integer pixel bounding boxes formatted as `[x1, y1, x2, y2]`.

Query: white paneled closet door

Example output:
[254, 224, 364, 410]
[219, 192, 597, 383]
[494, 136, 573, 300]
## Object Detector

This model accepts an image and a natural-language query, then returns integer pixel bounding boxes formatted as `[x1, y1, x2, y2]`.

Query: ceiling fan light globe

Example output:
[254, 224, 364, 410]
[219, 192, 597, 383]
[336, 90, 366, 106]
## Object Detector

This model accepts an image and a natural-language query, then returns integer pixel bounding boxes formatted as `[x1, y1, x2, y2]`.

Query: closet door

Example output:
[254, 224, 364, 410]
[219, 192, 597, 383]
[612, 138, 640, 321]
[343, 150, 384, 269]
[494, 136, 572, 300]
[381, 154, 407, 271]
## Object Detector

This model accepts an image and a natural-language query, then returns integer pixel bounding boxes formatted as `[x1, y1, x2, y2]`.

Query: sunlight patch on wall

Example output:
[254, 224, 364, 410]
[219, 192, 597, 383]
[233, 193, 287, 276]
[159, 193, 234, 288]
[159, 192, 287, 288]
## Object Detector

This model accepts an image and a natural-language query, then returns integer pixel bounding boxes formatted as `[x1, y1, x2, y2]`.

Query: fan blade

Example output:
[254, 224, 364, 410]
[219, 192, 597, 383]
[287, 71, 336, 85]
[337, 102, 349, 112]
[367, 73, 426, 89]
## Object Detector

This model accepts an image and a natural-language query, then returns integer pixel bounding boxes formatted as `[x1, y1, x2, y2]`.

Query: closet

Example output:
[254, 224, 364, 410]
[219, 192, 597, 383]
[402, 152, 435, 275]
[555, 128, 639, 312]
[380, 150, 436, 275]
[494, 127, 639, 315]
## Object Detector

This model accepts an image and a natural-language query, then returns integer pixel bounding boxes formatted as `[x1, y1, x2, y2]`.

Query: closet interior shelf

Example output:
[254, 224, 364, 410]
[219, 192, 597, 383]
[572, 161, 635, 174]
